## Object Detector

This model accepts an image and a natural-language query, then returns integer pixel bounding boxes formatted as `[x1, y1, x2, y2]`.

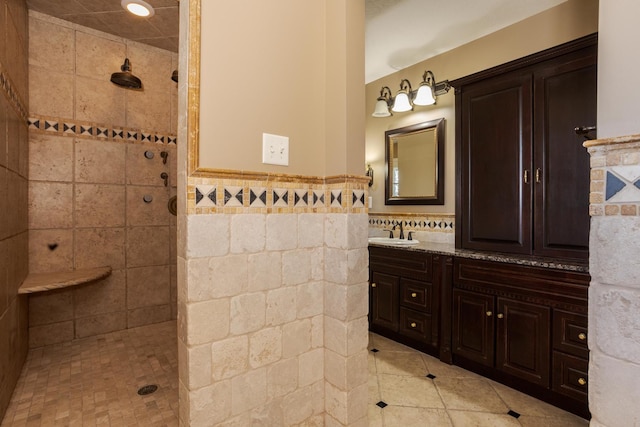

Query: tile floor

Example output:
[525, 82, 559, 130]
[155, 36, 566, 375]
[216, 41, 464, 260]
[368, 333, 589, 427]
[1, 322, 589, 426]
[1, 321, 178, 427]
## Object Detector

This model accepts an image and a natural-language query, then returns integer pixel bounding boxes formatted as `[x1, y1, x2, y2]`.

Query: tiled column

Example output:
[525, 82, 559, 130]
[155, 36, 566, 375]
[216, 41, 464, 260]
[586, 135, 640, 427]
[323, 182, 369, 426]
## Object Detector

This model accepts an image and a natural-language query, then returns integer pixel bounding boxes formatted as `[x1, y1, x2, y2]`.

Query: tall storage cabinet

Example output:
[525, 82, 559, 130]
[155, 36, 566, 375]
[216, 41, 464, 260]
[454, 35, 597, 260]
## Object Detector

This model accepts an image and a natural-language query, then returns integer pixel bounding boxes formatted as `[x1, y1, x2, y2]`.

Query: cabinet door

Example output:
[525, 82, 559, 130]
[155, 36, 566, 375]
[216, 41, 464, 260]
[452, 289, 494, 367]
[533, 46, 596, 260]
[458, 72, 533, 254]
[370, 271, 399, 332]
[496, 298, 550, 387]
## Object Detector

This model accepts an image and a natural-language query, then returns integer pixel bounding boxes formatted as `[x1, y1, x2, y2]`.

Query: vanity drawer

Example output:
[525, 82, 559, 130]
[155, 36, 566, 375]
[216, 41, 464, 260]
[553, 310, 588, 358]
[369, 247, 432, 281]
[552, 351, 588, 401]
[400, 279, 432, 312]
[399, 307, 432, 342]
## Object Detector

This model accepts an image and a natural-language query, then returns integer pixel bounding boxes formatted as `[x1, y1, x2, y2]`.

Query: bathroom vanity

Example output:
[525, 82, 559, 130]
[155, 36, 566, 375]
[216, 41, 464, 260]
[368, 241, 590, 419]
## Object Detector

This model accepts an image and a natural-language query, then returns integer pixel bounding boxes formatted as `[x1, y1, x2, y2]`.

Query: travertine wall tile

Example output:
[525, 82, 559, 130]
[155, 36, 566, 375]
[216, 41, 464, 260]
[126, 144, 173, 186]
[186, 255, 247, 301]
[182, 343, 212, 390]
[267, 357, 298, 399]
[282, 381, 324, 426]
[28, 289, 73, 326]
[29, 16, 74, 72]
[248, 252, 281, 291]
[266, 287, 296, 326]
[230, 214, 265, 253]
[76, 76, 126, 126]
[28, 181, 73, 229]
[211, 335, 249, 380]
[126, 225, 170, 267]
[125, 185, 170, 226]
[74, 269, 126, 317]
[231, 368, 267, 416]
[282, 319, 311, 358]
[29, 134, 73, 182]
[75, 31, 125, 80]
[28, 229, 74, 273]
[296, 281, 323, 318]
[127, 304, 171, 328]
[282, 249, 311, 286]
[324, 282, 368, 322]
[590, 216, 640, 286]
[188, 380, 232, 425]
[29, 321, 74, 347]
[185, 214, 229, 258]
[76, 139, 126, 184]
[231, 292, 266, 335]
[75, 183, 126, 228]
[75, 227, 125, 269]
[266, 214, 297, 250]
[298, 213, 323, 248]
[299, 348, 324, 387]
[74, 311, 127, 338]
[249, 327, 282, 368]
[126, 265, 170, 308]
[185, 298, 230, 345]
[29, 66, 74, 118]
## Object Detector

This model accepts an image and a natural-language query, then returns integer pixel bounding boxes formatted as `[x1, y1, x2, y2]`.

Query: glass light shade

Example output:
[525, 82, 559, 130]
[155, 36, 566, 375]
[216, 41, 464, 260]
[414, 83, 436, 106]
[372, 99, 391, 117]
[122, 0, 155, 17]
[392, 92, 412, 112]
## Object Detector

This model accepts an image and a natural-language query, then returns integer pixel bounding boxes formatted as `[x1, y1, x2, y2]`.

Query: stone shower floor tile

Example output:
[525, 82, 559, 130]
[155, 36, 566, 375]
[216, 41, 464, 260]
[368, 333, 589, 427]
[1, 321, 178, 427]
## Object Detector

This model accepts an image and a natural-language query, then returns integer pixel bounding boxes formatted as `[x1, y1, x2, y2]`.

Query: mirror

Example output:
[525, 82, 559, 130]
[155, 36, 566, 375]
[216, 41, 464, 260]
[385, 118, 445, 205]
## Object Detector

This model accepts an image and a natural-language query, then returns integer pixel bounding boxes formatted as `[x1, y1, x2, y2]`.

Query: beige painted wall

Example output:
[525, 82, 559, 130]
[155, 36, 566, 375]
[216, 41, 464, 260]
[198, 0, 364, 177]
[365, 0, 599, 213]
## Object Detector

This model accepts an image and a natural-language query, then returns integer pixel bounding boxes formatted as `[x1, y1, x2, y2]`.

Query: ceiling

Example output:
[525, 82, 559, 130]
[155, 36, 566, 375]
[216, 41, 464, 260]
[25, 0, 567, 82]
[365, 0, 567, 83]
[26, 0, 179, 52]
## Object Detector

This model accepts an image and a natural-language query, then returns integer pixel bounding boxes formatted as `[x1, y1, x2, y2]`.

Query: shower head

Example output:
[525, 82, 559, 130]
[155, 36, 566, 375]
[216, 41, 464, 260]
[111, 58, 142, 89]
[171, 69, 178, 83]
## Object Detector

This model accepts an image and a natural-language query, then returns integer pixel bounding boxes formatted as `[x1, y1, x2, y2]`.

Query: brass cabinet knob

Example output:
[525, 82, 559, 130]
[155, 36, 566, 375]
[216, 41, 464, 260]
[497, 313, 504, 319]
[578, 377, 587, 386]
[371, 283, 376, 288]
[411, 292, 417, 298]
[486, 311, 492, 317]
[578, 332, 587, 341]
[410, 322, 417, 328]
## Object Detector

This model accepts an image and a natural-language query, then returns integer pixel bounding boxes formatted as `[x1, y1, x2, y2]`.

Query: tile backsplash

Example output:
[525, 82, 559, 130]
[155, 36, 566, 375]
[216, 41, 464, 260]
[368, 212, 455, 243]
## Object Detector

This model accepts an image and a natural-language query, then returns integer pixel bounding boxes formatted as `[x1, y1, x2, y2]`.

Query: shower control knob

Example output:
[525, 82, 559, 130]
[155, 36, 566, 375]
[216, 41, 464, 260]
[144, 150, 154, 159]
[143, 195, 153, 203]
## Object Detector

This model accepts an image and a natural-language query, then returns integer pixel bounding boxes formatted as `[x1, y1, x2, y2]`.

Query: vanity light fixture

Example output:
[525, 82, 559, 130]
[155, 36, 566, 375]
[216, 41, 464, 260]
[391, 79, 413, 113]
[372, 86, 393, 117]
[372, 70, 451, 117]
[121, 0, 155, 17]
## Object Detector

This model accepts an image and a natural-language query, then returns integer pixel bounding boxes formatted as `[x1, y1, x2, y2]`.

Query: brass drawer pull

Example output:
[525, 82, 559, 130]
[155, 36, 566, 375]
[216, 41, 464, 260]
[486, 311, 492, 317]
[411, 292, 417, 298]
[371, 283, 376, 288]
[497, 313, 504, 319]
[578, 332, 587, 341]
[410, 322, 417, 328]
[577, 377, 587, 386]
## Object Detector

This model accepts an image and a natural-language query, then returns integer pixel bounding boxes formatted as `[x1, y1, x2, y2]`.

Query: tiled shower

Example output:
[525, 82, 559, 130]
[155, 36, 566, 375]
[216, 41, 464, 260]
[26, 12, 178, 345]
[0, 4, 179, 417]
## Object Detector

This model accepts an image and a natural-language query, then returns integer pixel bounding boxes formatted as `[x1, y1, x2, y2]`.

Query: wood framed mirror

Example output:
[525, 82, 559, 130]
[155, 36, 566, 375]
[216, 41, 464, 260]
[385, 118, 445, 205]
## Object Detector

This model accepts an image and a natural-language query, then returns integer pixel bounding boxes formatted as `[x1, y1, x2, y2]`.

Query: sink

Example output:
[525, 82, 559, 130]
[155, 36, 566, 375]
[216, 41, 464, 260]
[368, 237, 419, 246]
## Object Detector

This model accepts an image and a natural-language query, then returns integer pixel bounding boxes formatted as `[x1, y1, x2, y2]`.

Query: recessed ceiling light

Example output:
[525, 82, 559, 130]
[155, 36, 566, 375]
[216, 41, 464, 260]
[121, 0, 155, 17]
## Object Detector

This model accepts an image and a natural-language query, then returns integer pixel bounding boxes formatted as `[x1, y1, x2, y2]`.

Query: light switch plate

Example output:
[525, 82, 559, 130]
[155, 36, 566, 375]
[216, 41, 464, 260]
[262, 133, 289, 166]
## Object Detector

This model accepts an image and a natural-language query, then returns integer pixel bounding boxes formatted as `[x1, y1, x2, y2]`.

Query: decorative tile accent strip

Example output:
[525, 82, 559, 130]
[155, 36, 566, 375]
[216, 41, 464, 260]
[28, 114, 177, 146]
[0, 67, 28, 123]
[189, 174, 369, 214]
[368, 212, 455, 233]
[586, 135, 640, 216]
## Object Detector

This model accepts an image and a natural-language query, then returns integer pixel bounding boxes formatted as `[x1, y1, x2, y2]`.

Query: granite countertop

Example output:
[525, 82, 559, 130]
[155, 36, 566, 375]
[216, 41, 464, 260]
[368, 240, 589, 273]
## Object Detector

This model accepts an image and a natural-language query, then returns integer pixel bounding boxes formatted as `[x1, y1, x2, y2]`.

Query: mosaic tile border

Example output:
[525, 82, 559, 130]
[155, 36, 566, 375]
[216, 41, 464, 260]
[0, 68, 28, 123]
[368, 213, 455, 233]
[28, 114, 177, 145]
[586, 135, 640, 216]
[188, 175, 368, 214]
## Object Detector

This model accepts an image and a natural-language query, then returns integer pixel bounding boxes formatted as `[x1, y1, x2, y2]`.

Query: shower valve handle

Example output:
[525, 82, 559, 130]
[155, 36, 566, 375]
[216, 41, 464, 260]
[160, 172, 169, 187]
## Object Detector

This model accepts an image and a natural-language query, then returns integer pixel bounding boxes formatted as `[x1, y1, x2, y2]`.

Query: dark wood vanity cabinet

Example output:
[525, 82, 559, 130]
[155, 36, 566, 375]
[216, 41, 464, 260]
[452, 257, 590, 417]
[369, 246, 440, 357]
[453, 34, 597, 261]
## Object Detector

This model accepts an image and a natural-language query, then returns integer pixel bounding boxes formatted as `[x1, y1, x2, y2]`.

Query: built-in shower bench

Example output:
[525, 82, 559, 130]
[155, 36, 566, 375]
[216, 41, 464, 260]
[18, 266, 112, 294]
